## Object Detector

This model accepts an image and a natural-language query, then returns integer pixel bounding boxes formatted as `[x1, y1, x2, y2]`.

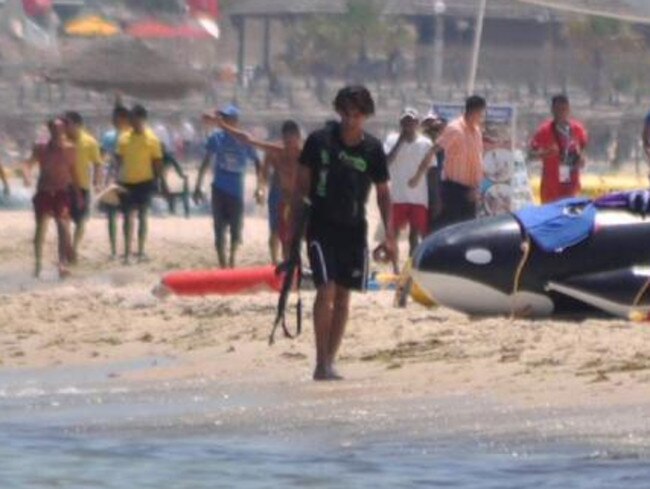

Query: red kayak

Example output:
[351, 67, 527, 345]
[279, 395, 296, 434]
[161, 265, 283, 296]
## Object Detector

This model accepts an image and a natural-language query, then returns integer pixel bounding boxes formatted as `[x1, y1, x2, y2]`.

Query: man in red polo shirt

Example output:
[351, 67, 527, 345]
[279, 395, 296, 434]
[529, 94, 588, 204]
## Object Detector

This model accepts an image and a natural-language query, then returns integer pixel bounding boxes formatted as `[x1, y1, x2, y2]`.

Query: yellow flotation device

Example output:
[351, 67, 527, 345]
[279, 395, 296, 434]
[530, 174, 649, 204]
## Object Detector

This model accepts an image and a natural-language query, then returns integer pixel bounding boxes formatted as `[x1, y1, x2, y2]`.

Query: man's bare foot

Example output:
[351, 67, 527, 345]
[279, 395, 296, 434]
[122, 254, 132, 265]
[313, 365, 344, 381]
[58, 265, 71, 279]
[137, 253, 151, 263]
[326, 365, 344, 381]
[313, 365, 329, 381]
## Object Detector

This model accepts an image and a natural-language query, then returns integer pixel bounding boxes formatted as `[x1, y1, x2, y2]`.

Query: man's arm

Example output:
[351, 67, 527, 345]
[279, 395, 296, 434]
[375, 182, 397, 263]
[193, 153, 211, 202]
[206, 114, 284, 155]
[260, 152, 274, 191]
[289, 165, 312, 245]
[484, 136, 511, 151]
[0, 162, 9, 195]
[252, 152, 264, 204]
[22, 147, 38, 187]
[408, 144, 440, 188]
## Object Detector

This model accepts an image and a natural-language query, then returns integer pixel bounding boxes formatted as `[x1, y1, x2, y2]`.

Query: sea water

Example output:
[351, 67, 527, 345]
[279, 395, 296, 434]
[1, 362, 649, 488]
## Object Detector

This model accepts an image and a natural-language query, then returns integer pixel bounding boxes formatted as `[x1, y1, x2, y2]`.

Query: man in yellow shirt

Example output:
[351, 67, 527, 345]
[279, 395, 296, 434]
[64, 111, 102, 259]
[116, 104, 163, 263]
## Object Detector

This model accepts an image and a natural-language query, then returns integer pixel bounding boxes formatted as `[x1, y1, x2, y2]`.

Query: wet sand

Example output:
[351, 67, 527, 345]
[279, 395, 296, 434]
[1, 197, 650, 446]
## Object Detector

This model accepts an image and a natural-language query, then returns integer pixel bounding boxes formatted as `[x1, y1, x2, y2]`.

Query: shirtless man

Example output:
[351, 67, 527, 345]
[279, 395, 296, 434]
[210, 117, 302, 263]
[23, 118, 80, 278]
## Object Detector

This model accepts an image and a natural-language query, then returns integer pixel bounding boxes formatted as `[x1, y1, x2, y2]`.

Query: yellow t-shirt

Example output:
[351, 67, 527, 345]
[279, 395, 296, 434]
[117, 128, 163, 184]
[73, 129, 102, 190]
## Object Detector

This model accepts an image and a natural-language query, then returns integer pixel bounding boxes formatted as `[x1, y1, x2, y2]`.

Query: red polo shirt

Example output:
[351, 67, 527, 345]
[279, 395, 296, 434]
[530, 119, 588, 204]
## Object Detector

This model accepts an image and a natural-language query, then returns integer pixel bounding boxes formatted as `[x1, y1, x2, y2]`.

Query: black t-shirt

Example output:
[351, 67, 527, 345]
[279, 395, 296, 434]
[299, 123, 388, 230]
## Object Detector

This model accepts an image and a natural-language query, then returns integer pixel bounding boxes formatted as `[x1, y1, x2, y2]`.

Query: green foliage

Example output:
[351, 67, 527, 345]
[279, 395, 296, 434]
[286, 0, 413, 75]
[564, 16, 646, 102]
[123, 0, 184, 15]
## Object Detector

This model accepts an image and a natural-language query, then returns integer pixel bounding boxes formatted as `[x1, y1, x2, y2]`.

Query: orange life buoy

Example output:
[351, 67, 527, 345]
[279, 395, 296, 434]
[162, 265, 283, 296]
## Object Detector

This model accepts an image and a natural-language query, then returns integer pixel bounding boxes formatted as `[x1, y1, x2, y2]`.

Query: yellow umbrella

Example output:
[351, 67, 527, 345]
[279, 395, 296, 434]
[65, 15, 120, 37]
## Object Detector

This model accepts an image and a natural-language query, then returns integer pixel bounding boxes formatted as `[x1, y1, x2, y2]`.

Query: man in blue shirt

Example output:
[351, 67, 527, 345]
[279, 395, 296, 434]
[194, 104, 261, 268]
[100, 105, 131, 259]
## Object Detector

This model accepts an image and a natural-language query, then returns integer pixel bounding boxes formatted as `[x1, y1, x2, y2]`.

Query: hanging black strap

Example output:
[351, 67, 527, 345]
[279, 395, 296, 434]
[269, 199, 310, 345]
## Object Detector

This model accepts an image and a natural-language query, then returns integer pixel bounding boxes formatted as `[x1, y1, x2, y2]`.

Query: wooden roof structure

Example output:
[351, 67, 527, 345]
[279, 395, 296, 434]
[226, 0, 549, 20]
[227, 0, 650, 22]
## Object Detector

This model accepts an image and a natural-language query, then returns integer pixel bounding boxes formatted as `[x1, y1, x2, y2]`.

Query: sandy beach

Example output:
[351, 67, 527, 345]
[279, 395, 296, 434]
[2, 193, 650, 424]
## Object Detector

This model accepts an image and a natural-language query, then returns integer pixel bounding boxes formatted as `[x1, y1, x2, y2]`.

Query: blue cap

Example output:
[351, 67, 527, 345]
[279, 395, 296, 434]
[217, 104, 240, 119]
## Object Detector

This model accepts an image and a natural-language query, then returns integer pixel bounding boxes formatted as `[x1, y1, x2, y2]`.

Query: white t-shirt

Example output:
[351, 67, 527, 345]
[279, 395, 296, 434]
[384, 133, 434, 206]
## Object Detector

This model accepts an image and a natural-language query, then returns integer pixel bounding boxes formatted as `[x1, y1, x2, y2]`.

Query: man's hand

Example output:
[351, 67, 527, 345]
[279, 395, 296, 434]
[193, 188, 205, 205]
[373, 236, 397, 265]
[254, 187, 265, 205]
[408, 175, 420, 188]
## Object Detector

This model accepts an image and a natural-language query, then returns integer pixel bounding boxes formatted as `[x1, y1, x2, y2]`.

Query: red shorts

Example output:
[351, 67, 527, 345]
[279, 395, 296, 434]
[33, 190, 71, 220]
[392, 203, 429, 236]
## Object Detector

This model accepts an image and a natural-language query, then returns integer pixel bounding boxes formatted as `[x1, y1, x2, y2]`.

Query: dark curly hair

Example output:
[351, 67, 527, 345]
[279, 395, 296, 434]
[333, 85, 375, 116]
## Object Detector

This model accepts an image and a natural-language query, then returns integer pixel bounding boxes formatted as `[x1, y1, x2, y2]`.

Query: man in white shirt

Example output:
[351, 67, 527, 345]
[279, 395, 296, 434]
[384, 108, 435, 261]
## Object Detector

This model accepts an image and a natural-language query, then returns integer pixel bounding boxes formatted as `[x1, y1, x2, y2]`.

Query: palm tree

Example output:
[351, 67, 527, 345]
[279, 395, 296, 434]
[286, 0, 413, 81]
[564, 17, 643, 105]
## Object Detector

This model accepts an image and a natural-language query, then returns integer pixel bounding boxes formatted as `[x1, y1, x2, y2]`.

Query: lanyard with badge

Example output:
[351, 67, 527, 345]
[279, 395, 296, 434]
[552, 122, 580, 184]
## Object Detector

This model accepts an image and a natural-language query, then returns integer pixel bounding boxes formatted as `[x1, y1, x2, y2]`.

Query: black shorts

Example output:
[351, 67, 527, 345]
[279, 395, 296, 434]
[121, 181, 156, 211]
[70, 188, 90, 224]
[438, 180, 477, 228]
[307, 219, 368, 291]
[212, 186, 244, 244]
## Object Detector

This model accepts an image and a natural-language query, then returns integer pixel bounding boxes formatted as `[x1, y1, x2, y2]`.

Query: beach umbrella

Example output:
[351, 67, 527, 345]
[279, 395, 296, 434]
[187, 0, 220, 19]
[126, 19, 210, 39]
[22, 0, 51, 18]
[65, 15, 120, 37]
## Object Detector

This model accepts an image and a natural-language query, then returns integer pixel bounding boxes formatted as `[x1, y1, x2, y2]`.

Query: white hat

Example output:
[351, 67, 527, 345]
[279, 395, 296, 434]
[400, 107, 419, 121]
[422, 110, 440, 122]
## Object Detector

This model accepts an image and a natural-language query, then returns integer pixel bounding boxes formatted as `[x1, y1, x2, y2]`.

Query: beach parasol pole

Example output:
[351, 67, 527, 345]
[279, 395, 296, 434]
[467, 0, 487, 95]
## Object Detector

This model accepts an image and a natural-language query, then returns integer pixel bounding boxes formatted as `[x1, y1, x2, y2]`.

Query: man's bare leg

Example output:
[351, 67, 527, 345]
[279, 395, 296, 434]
[326, 285, 351, 379]
[33, 216, 48, 278]
[229, 241, 239, 269]
[313, 282, 336, 380]
[123, 210, 134, 264]
[72, 219, 86, 262]
[108, 208, 118, 258]
[55, 217, 73, 278]
[269, 232, 280, 265]
[136, 205, 149, 260]
[215, 223, 227, 268]
[408, 226, 419, 257]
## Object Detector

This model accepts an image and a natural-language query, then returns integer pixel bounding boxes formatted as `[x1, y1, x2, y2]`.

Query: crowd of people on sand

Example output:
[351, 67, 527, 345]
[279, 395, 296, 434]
[4, 79, 643, 380]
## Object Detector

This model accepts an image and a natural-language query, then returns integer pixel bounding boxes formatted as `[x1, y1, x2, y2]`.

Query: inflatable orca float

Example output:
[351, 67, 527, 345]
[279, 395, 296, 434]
[411, 192, 650, 319]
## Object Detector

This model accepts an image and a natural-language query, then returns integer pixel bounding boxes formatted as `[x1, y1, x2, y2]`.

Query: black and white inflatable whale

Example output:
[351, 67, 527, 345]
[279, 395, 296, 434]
[411, 193, 650, 319]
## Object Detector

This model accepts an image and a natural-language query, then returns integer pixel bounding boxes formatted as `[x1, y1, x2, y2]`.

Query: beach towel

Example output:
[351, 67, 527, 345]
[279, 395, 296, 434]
[515, 197, 596, 253]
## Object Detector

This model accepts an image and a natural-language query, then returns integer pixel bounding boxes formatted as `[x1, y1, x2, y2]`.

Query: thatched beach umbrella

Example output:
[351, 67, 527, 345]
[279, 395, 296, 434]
[64, 15, 121, 37]
[44, 37, 207, 100]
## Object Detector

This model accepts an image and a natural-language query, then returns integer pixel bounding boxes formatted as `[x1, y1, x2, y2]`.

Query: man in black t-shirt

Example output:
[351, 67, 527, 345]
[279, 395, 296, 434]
[292, 86, 396, 381]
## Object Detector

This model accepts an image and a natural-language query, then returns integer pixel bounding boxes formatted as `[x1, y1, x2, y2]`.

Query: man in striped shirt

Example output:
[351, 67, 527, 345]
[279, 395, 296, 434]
[409, 95, 486, 228]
